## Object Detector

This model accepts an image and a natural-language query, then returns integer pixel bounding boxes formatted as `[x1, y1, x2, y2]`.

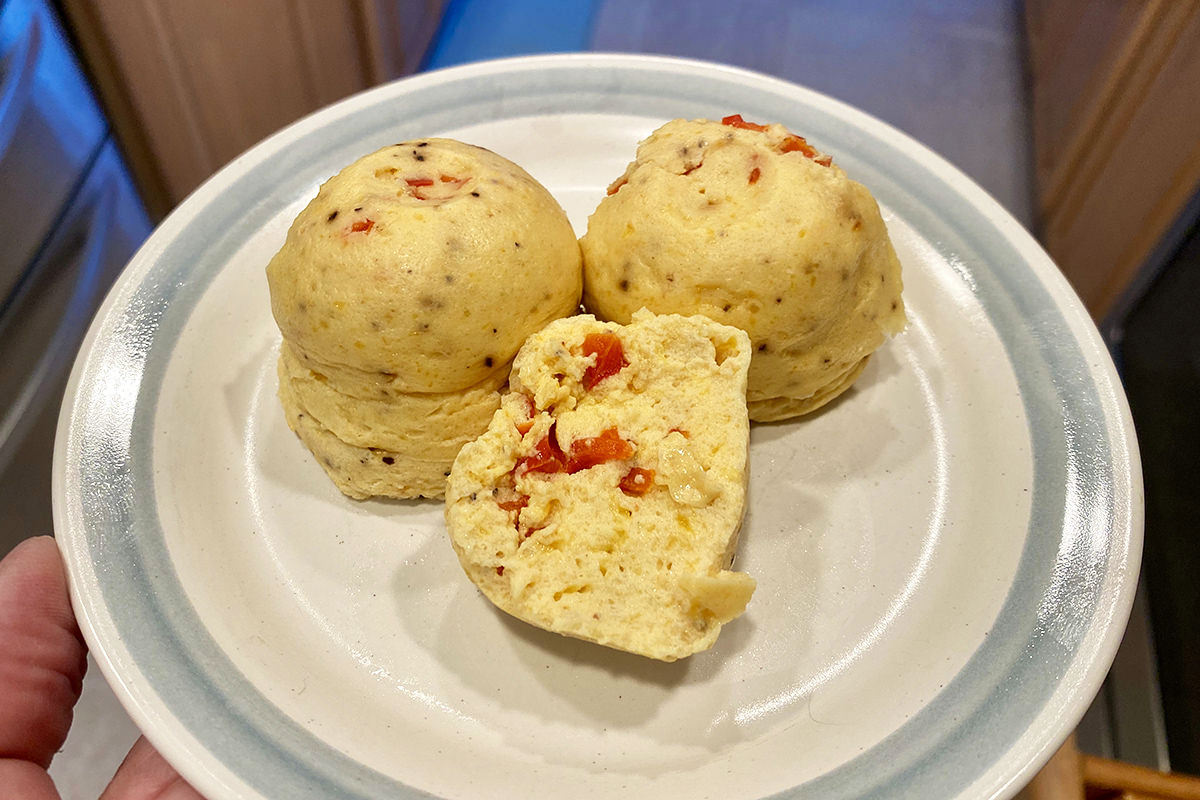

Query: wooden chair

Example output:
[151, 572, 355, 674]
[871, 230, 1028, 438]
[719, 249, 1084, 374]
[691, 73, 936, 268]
[1018, 735, 1200, 800]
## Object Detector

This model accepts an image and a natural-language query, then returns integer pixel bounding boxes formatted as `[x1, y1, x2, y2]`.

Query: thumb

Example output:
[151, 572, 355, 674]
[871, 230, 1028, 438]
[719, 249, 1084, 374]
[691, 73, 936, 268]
[0, 535, 87, 799]
[101, 736, 205, 800]
[0, 536, 87, 764]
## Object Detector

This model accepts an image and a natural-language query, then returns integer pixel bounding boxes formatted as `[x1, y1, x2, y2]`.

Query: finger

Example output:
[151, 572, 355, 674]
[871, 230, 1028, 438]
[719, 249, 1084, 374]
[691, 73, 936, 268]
[0, 759, 61, 799]
[101, 736, 205, 800]
[0, 536, 88, 768]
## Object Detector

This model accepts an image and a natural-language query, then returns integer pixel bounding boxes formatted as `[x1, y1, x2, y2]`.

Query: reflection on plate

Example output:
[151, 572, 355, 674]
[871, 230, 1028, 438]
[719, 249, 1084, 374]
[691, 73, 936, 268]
[54, 54, 1141, 800]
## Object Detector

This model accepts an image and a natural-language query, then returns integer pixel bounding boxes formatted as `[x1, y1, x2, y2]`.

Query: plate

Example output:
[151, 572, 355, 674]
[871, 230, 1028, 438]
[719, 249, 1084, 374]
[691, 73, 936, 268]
[54, 54, 1142, 800]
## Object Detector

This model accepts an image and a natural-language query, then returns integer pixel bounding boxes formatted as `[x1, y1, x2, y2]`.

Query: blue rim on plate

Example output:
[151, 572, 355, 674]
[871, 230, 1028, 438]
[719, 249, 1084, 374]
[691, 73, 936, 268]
[54, 54, 1142, 799]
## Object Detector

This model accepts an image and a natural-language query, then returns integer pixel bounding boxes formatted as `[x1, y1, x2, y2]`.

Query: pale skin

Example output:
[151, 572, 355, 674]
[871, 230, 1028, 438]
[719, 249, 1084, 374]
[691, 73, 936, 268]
[0, 536, 205, 799]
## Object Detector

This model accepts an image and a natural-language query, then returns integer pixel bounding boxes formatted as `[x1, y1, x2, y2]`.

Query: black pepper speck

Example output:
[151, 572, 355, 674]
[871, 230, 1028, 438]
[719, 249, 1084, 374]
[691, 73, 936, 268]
[484, 356, 494, 367]
[327, 210, 338, 221]
[382, 456, 395, 465]
[619, 279, 630, 291]
[415, 154, 425, 162]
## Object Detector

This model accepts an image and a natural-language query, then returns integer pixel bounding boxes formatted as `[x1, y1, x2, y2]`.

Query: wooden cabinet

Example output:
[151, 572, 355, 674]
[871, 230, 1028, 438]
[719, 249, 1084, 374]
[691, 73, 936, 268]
[1025, 0, 1200, 320]
[59, 0, 445, 219]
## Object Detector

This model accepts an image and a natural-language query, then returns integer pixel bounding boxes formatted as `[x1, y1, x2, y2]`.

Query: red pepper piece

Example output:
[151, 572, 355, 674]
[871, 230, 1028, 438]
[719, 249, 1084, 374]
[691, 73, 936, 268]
[517, 423, 565, 474]
[404, 177, 435, 200]
[496, 565, 505, 576]
[514, 394, 536, 434]
[779, 135, 814, 156]
[439, 173, 462, 183]
[722, 114, 768, 132]
[748, 166, 761, 184]
[350, 219, 374, 233]
[497, 494, 529, 512]
[581, 332, 628, 390]
[516, 393, 535, 431]
[780, 135, 832, 166]
[566, 427, 633, 473]
[518, 524, 543, 541]
[606, 176, 627, 196]
[619, 467, 655, 496]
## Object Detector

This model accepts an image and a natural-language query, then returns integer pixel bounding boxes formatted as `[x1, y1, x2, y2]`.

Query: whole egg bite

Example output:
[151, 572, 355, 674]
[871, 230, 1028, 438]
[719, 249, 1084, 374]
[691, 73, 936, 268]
[445, 311, 756, 661]
[580, 117, 905, 421]
[266, 138, 582, 499]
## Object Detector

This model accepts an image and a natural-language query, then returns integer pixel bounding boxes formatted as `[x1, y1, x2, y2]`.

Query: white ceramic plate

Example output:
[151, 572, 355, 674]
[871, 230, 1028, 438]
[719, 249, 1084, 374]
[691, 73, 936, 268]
[54, 55, 1141, 800]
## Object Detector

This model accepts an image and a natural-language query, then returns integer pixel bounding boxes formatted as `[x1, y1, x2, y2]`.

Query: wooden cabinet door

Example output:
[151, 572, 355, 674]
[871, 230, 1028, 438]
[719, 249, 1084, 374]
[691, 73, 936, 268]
[60, 0, 445, 219]
[1026, 0, 1200, 320]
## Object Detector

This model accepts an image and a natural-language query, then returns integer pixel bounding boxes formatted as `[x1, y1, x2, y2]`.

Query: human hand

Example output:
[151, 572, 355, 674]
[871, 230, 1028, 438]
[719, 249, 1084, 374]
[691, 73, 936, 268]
[0, 536, 205, 799]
